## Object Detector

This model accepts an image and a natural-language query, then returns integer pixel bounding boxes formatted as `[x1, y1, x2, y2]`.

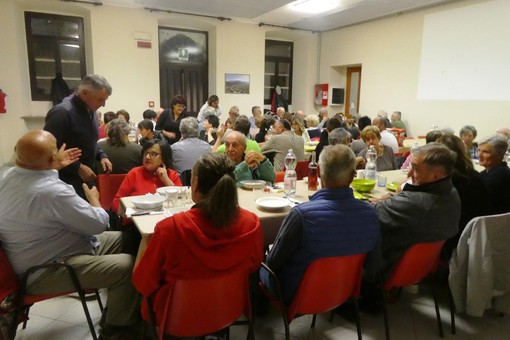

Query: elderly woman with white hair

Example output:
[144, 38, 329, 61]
[478, 135, 510, 214]
[171, 116, 212, 174]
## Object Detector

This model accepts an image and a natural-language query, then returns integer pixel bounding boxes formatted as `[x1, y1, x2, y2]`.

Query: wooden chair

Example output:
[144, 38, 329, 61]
[0, 245, 103, 340]
[260, 254, 367, 340]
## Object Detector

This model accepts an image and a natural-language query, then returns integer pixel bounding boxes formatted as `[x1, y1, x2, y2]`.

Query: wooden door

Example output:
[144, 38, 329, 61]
[345, 66, 362, 115]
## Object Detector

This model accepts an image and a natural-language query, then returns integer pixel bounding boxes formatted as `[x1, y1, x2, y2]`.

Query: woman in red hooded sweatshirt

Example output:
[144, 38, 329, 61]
[132, 152, 264, 323]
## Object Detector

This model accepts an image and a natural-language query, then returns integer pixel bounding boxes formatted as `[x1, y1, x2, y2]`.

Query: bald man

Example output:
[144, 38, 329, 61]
[225, 131, 275, 185]
[0, 130, 140, 339]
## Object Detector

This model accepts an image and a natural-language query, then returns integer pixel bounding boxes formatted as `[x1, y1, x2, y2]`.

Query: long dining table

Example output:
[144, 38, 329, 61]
[120, 169, 409, 264]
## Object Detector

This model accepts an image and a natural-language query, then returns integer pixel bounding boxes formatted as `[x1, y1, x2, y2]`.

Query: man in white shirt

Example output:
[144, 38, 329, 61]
[0, 130, 140, 339]
[373, 116, 399, 153]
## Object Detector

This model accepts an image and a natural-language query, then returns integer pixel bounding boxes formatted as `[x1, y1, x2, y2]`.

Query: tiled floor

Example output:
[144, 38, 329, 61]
[14, 285, 510, 339]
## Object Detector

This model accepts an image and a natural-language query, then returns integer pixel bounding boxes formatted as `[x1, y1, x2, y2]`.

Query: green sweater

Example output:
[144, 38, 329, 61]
[235, 158, 275, 185]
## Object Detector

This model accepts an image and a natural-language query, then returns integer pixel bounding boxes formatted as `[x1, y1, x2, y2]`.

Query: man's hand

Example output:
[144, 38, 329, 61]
[245, 151, 266, 169]
[78, 164, 96, 182]
[100, 158, 113, 173]
[163, 130, 176, 141]
[216, 124, 226, 139]
[369, 193, 393, 205]
[83, 183, 101, 207]
[52, 143, 81, 170]
[356, 156, 365, 169]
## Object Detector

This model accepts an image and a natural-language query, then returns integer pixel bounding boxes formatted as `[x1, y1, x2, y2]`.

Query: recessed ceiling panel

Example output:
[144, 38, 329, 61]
[135, 0, 294, 19]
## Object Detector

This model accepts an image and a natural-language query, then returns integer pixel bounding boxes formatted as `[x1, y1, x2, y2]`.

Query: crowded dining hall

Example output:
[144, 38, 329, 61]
[1, 0, 510, 339]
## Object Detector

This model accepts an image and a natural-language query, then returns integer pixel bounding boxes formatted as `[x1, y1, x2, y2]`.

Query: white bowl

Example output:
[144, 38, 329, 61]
[131, 195, 166, 210]
[156, 186, 181, 196]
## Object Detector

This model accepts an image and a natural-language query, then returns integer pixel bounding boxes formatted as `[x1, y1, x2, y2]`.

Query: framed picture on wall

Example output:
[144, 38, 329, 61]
[225, 74, 250, 94]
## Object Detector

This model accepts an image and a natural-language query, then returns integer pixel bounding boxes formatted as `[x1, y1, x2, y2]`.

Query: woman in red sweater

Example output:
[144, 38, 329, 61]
[111, 139, 182, 254]
[111, 139, 182, 213]
[132, 153, 264, 324]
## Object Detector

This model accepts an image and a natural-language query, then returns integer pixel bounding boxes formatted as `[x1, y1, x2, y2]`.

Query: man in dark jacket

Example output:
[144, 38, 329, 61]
[374, 143, 461, 276]
[261, 144, 380, 304]
[44, 74, 113, 198]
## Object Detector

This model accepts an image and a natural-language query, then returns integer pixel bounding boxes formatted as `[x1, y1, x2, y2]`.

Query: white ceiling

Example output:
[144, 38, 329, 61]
[87, 0, 462, 32]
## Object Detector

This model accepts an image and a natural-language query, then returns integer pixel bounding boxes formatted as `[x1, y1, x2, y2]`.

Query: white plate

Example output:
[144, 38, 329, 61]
[156, 186, 181, 196]
[240, 180, 267, 189]
[255, 197, 290, 211]
[131, 194, 165, 210]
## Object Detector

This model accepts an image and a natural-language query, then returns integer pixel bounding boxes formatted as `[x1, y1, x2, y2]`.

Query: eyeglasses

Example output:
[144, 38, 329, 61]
[144, 151, 161, 158]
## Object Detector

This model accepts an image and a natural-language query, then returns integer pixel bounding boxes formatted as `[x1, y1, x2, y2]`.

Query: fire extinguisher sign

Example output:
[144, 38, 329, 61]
[0, 89, 6, 113]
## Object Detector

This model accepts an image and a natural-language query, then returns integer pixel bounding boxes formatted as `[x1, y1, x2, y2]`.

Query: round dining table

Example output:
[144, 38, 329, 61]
[120, 169, 409, 264]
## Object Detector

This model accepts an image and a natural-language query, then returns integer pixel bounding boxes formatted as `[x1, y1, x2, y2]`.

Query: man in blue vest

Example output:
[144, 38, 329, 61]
[261, 144, 380, 304]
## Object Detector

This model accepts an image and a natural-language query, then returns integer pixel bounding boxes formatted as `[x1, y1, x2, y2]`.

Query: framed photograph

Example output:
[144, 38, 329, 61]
[225, 74, 250, 94]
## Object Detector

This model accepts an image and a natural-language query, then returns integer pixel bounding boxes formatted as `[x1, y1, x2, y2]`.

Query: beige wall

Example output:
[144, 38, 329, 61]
[2, 0, 508, 164]
[319, 0, 510, 138]
[1, 0, 312, 164]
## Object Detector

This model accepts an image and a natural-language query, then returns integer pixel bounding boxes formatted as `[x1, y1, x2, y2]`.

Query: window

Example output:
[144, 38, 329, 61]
[264, 40, 293, 105]
[25, 12, 86, 101]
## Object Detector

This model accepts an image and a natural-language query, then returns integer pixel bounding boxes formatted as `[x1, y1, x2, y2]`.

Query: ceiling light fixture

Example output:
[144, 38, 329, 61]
[291, 0, 340, 14]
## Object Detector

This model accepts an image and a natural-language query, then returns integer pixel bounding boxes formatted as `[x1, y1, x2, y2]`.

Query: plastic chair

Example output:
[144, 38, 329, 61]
[97, 174, 126, 210]
[295, 160, 310, 180]
[388, 128, 406, 147]
[260, 254, 367, 340]
[380, 241, 446, 340]
[275, 171, 285, 183]
[0, 245, 103, 340]
[147, 269, 254, 340]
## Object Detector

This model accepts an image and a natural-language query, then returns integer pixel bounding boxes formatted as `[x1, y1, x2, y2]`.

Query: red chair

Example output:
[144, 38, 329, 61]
[380, 241, 446, 340]
[0, 245, 103, 340]
[97, 173, 126, 210]
[388, 128, 406, 147]
[146, 269, 254, 340]
[295, 160, 310, 180]
[275, 171, 285, 183]
[260, 254, 367, 340]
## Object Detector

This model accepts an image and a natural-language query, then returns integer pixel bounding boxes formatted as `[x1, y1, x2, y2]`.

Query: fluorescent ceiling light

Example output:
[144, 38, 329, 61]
[291, 0, 340, 14]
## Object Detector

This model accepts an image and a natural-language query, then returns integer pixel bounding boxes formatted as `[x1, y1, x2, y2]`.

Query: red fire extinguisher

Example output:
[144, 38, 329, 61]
[0, 89, 6, 113]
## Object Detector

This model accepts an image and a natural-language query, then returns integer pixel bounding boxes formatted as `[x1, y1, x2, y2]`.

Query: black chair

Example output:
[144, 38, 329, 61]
[0, 245, 103, 340]
[180, 169, 192, 186]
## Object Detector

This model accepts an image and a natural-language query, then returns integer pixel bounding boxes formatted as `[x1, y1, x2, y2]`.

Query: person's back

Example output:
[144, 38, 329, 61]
[133, 153, 264, 319]
[263, 145, 379, 304]
[171, 117, 211, 173]
[97, 118, 142, 174]
[261, 119, 305, 171]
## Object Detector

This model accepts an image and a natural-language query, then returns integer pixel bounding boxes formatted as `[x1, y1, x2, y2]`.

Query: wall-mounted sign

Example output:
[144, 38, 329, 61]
[178, 48, 189, 61]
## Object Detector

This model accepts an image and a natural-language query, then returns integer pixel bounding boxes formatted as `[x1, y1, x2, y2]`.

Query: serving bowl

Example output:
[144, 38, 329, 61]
[351, 179, 376, 193]
[131, 194, 166, 210]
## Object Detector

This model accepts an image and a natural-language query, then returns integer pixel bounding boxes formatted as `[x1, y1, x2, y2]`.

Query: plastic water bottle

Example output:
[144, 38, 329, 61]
[284, 149, 297, 198]
[308, 151, 318, 191]
[365, 145, 377, 180]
